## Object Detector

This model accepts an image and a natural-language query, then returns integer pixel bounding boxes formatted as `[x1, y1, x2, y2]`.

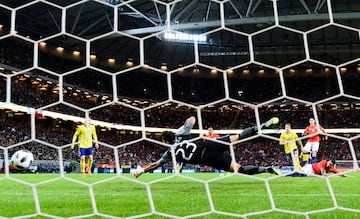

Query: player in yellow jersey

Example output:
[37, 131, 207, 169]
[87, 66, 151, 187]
[71, 120, 99, 176]
[279, 123, 303, 172]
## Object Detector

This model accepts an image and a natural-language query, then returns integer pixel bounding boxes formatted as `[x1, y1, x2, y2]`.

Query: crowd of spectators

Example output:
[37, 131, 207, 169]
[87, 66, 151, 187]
[0, 37, 33, 70]
[5, 69, 360, 131]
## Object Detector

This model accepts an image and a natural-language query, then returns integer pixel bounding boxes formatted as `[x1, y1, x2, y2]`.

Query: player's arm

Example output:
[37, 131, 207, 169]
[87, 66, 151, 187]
[295, 134, 305, 152]
[303, 128, 308, 136]
[319, 125, 326, 133]
[279, 141, 286, 145]
[176, 116, 196, 136]
[338, 172, 348, 177]
[134, 160, 162, 178]
[296, 139, 306, 153]
[91, 126, 99, 149]
[329, 167, 348, 177]
[134, 159, 166, 178]
[320, 168, 327, 176]
[279, 140, 287, 145]
[134, 150, 171, 178]
[71, 128, 80, 149]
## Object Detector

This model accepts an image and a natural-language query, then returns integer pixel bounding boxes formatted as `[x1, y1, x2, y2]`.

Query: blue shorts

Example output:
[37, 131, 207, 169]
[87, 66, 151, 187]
[79, 148, 93, 156]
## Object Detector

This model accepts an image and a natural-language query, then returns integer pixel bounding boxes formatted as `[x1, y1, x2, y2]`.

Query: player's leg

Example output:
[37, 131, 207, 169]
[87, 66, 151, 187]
[303, 142, 311, 154]
[303, 142, 314, 163]
[300, 152, 310, 166]
[311, 142, 319, 163]
[303, 142, 317, 163]
[230, 161, 281, 175]
[291, 149, 302, 171]
[221, 117, 279, 143]
[80, 158, 86, 176]
[302, 164, 314, 176]
[176, 161, 183, 173]
[218, 127, 262, 143]
[87, 148, 94, 176]
[261, 117, 280, 129]
[311, 151, 317, 163]
[203, 145, 282, 175]
[286, 153, 292, 166]
[79, 148, 86, 176]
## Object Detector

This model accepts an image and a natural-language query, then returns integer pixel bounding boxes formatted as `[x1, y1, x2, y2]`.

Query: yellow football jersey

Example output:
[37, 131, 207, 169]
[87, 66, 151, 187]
[72, 124, 98, 149]
[280, 131, 299, 154]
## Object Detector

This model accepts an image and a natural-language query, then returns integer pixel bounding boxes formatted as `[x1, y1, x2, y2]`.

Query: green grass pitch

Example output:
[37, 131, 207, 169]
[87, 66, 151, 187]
[1, 172, 360, 218]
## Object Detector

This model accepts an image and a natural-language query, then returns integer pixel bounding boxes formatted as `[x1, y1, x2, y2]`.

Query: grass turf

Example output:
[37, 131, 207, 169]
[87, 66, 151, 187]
[0, 172, 359, 218]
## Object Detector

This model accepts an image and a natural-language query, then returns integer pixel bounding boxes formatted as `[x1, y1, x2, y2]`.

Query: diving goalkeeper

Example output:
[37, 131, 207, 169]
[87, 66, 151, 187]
[134, 116, 281, 178]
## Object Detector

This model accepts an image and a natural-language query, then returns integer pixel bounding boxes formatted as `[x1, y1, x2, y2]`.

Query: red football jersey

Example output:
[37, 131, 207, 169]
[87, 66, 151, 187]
[312, 160, 339, 175]
[305, 124, 323, 142]
[205, 133, 220, 139]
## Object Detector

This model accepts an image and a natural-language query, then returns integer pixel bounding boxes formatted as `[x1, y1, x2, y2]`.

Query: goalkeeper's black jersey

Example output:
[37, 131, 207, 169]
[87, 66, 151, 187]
[160, 139, 206, 164]
[159, 117, 201, 164]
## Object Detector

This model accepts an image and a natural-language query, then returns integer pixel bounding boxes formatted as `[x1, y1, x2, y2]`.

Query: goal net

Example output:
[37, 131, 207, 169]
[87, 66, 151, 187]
[0, 0, 359, 218]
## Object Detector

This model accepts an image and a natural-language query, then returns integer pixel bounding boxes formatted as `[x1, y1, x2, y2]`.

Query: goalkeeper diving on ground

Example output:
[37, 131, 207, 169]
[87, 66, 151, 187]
[134, 116, 281, 178]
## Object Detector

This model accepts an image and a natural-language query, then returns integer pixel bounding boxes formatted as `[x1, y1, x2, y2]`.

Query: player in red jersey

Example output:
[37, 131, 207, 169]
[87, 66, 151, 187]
[303, 118, 325, 164]
[302, 159, 347, 177]
[204, 127, 220, 139]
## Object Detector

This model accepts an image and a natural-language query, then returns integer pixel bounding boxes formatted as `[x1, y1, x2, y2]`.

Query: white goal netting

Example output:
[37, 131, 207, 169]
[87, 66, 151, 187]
[0, 0, 360, 218]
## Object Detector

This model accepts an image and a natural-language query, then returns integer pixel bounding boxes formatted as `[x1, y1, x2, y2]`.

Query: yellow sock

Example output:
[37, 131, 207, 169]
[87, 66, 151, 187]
[87, 159, 93, 171]
[295, 157, 302, 170]
[302, 153, 309, 163]
[80, 159, 86, 173]
[176, 162, 183, 172]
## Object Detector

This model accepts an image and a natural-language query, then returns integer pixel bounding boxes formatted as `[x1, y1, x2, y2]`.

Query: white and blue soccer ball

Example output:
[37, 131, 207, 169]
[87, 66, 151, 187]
[10, 150, 34, 170]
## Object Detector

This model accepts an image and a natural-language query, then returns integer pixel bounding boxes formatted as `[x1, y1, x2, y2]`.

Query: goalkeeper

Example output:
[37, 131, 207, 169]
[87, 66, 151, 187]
[71, 120, 99, 177]
[134, 116, 281, 178]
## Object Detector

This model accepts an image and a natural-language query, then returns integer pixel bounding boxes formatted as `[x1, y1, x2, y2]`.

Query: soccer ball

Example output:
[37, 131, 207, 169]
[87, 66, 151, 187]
[10, 150, 34, 170]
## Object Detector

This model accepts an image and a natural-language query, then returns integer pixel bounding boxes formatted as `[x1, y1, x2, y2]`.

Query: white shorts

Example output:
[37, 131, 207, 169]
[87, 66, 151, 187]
[304, 142, 320, 152]
[302, 164, 314, 175]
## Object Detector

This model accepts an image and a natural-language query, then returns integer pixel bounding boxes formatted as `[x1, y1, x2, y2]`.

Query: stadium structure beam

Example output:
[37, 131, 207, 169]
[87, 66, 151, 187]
[228, 0, 243, 19]
[299, 0, 311, 14]
[78, 16, 107, 36]
[122, 12, 360, 35]
[314, 0, 327, 14]
[70, 3, 84, 34]
[122, 2, 158, 26]
[153, 1, 163, 25]
[168, 1, 197, 25]
[246, 0, 262, 17]
[205, 0, 212, 21]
